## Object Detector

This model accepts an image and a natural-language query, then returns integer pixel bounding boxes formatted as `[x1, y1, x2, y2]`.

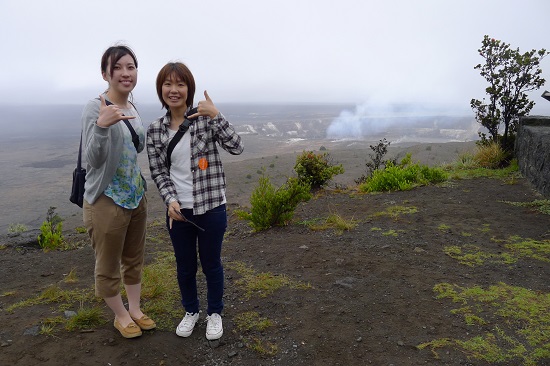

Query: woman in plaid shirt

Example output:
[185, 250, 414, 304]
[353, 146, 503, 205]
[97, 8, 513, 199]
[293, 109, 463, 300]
[146, 62, 243, 340]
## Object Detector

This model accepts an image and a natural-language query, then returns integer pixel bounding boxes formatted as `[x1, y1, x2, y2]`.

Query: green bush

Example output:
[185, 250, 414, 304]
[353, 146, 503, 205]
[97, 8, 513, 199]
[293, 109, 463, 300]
[294, 151, 344, 189]
[359, 153, 447, 193]
[237, 176, 312, 231]
[420, 165, 447, 183]
[38, 207, 64, 251]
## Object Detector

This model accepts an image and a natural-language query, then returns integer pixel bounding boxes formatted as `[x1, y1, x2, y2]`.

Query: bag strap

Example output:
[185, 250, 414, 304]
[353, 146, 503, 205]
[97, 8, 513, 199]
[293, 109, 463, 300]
[103, 99, 140, 150]
[166, 120, 191, 169]
[76, 132, 83, 169]
[166, 107, 198, 169]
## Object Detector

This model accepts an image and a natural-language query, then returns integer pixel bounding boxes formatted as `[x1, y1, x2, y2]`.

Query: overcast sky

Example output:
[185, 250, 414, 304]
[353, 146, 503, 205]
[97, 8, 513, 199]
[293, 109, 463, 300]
[1, 0, 549, 114]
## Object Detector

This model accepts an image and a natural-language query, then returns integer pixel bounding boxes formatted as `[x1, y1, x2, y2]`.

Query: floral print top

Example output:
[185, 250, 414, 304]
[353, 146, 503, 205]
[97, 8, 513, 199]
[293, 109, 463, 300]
[104, 119, 145, 209]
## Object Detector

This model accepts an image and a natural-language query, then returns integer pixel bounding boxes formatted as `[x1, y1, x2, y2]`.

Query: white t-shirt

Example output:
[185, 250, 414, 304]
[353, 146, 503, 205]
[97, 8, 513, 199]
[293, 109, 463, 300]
[167, 128, 194, 209]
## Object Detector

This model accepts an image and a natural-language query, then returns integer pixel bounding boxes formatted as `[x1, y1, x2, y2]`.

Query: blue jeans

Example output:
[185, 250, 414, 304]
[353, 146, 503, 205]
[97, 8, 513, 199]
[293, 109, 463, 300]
[167, 204, 227, 315]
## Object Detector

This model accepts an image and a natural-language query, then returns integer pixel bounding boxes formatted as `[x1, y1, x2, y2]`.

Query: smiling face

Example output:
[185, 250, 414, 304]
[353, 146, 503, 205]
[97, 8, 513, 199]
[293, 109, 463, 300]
[102, 54, 137, 96]
[161, 73, 189, 112]
[155, 62, 195, 111]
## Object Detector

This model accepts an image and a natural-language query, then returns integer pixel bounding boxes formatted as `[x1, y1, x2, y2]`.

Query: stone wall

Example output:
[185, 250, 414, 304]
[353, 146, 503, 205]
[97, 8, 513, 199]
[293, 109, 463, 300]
[515, 115, 550, 198]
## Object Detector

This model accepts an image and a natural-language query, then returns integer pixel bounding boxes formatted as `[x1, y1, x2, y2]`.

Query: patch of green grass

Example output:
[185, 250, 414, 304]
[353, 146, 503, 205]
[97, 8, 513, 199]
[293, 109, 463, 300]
[444, 236, 550, 267]
[501, 199, 550, 215]
[246, 337, 279, 356]
[65, 306, 105, 331]
[417, 338, 453, 358]
[422, 282, 550, 365]
[226, 261, 311, 299]
[148, 218, 165, 228]
[446, 165, 521, 180]
[3, 216, 188, 336]
[438, 224, 451, 231]
[456, 333, 510, 363]
[40, 316, 64, 336]
[5, 249, 182, 333]
[234, 311, 273, 332]
[75, 226, 87, 234]
[382, 229, 398, 237]
[369, 227, 405, 237]
[40, 323, 57, 336]
[307, 213, 357, 234]
[63, 268, 78, 284]
[443, 155, 520, 180]
[146, 222, 170, 244]
[6, 285, 97, 312]
[4, 214, 212, 333]
[139, 251, 181, 330]
[443, 245, 496, 267]
[370, 205, 418, 220]
[8, 223, 28, 234]
[504, 236, 550, 263]
[296, 217, 323, 227]
[450, 307, 487, 325]
[233, 311, 277, 356]
[479, 224, 491, 233]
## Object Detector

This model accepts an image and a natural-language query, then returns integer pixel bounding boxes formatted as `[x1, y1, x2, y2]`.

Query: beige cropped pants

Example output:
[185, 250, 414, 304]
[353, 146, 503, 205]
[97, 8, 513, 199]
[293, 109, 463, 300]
[83, 194, 147, 298]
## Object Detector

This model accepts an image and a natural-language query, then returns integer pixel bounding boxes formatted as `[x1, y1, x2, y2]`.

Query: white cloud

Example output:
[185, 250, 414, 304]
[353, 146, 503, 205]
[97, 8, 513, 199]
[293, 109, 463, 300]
[0, 0, 549, 109]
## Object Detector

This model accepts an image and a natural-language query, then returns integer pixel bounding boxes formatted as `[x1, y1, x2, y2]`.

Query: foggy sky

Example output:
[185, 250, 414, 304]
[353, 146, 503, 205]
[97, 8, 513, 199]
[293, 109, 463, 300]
[1, 0, 549, 114]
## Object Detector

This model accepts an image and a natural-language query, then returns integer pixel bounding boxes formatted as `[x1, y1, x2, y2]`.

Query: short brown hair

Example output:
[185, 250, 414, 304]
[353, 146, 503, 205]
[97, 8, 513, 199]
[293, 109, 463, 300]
[156, 62, 196, 110]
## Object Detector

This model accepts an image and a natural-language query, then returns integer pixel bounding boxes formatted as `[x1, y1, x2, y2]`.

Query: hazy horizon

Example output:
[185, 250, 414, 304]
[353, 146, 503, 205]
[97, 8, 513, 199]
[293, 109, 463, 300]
[0, 99, 538, 234]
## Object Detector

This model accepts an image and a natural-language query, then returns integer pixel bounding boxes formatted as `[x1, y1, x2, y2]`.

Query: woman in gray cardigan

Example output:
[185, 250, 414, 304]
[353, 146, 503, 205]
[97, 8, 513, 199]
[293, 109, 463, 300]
[81, 44, 155, 339]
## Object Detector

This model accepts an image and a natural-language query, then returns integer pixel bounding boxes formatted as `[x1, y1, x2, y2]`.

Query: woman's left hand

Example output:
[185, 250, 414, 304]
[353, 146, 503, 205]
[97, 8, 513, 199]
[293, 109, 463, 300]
[168, 201, 184, 229]
[191, 90, 219, 119]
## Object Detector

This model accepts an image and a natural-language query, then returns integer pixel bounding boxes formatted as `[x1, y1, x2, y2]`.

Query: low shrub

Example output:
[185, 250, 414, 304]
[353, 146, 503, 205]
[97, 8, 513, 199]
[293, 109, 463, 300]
[294, 150, 344, 189]
[37, 206, 64, 251]
[237, 176, 311, 231]
[474, 141, 509, 169]
[359, 153, 447, 193]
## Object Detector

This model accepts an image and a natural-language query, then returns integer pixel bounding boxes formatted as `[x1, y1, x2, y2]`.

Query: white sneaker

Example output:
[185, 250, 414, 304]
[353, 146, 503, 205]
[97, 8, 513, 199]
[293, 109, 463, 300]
[205, 313, 223, 340]
[176, 312, 199, 337]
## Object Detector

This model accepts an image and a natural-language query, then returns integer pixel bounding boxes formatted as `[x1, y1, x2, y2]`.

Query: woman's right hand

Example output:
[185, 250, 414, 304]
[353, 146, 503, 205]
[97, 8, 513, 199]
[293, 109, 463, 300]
[96, 94, 135, 128]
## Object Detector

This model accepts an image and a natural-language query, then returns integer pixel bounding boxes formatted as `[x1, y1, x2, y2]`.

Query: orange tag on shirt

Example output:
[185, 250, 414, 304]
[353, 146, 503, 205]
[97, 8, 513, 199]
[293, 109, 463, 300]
[198, 157, 208, 170]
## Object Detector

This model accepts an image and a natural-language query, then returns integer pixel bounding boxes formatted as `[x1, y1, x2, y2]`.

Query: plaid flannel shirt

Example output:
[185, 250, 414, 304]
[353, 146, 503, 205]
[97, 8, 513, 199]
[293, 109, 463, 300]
[146, 111, 243, 215]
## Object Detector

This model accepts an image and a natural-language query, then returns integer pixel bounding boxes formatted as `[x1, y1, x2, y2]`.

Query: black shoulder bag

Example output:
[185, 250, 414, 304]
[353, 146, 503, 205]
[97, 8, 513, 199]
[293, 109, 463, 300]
[69, 101, 140, 207]
[69, 133, 86, 207]
[166, 107, 198, 169]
